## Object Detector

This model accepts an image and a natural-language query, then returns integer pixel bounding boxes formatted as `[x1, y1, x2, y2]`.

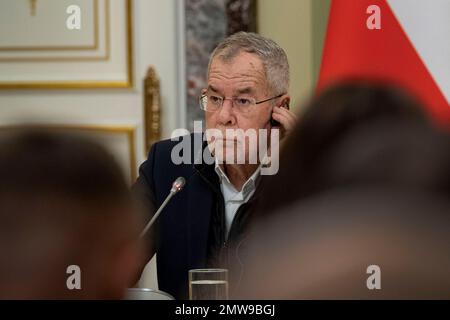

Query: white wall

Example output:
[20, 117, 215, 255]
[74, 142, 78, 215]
[258, 0, 314, 112]
[258, 0, 331, 113]
[0, 0, 185, 290]
[0, 0, 183, 160]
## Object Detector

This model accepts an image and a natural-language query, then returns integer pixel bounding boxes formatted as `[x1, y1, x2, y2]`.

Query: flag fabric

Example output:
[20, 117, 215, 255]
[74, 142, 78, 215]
[318, 0, 450, 124]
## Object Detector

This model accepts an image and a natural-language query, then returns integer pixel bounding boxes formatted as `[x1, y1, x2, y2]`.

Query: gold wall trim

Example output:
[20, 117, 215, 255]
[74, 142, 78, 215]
[0, 0, 99, 52]
[126, 0, 134, 88]
[0, 123, 137, 182]
[143, 66, 161, 154]
[0, 0, 110, 62]
[0, 0, 132, 89]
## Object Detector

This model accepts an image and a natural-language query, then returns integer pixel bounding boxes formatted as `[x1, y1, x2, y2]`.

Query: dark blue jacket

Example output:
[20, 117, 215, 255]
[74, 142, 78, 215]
[132, 133, 257, 299]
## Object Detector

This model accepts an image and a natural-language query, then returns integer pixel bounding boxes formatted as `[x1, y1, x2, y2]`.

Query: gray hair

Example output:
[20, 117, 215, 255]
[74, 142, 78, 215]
[208, 32, 290, 95]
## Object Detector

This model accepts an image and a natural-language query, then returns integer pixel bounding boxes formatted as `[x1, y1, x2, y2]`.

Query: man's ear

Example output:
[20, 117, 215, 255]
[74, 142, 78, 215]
[280, 95, 290, 109]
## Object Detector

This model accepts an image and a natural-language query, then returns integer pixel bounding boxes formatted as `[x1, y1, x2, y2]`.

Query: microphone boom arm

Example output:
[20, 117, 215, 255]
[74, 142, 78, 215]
[139, 177, 186, 238]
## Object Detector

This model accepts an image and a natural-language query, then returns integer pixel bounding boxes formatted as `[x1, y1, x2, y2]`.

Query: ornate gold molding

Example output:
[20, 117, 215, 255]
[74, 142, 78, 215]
[0, 0, 100, 52]
[143, 66, 161, 154]
[0, 0, 132, 89]
[29, 0, 37, 16]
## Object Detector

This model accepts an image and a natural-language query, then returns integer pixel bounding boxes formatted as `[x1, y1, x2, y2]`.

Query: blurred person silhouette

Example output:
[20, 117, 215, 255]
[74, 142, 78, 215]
[0, 128, 143, 299]
[253, 81, 431, 218]
[232, 82, 450, 299]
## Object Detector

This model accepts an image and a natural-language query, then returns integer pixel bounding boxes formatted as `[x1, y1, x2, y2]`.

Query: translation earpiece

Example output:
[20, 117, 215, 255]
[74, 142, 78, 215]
[270, 117, 280, 127]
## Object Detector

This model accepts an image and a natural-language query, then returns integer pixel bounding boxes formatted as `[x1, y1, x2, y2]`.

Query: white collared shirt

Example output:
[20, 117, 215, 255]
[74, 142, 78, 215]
[214, 160, 261, 238]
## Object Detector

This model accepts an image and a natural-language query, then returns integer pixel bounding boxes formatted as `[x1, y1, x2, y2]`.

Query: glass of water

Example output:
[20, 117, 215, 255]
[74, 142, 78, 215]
[188, 269, 228, 300]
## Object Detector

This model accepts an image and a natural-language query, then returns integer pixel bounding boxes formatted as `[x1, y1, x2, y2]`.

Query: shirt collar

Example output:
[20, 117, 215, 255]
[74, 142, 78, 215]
[214, 159, 261, 201]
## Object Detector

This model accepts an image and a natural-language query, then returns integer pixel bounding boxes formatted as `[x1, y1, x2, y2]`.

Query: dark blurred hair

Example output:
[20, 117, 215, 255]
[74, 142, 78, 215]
[236, 83, 450, 299]
[0, 128, 130, 205]
[0, 128, 138, 298]
[255, 81, 449, 217]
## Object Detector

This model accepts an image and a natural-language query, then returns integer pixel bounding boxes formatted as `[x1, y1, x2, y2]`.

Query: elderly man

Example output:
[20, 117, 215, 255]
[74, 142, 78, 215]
[133, 32, 297, 299]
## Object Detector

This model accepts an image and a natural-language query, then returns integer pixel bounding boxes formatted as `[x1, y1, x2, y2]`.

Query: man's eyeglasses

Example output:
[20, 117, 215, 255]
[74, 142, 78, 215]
[199, 93, 284, 113]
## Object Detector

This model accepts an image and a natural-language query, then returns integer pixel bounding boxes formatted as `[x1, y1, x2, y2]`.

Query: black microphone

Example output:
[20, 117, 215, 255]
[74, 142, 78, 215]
[139, 177, 186, 238]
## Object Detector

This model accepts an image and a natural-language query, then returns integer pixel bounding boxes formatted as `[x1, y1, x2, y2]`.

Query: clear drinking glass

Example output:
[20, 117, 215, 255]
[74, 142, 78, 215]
[188, 268, 229, 300]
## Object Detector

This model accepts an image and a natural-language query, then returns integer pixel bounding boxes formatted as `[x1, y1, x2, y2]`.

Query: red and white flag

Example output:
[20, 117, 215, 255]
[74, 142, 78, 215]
[318, 0, 450, 124]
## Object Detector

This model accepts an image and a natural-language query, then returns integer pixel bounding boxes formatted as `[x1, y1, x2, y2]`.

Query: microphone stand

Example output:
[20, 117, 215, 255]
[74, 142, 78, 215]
[139, 177, 185, 238]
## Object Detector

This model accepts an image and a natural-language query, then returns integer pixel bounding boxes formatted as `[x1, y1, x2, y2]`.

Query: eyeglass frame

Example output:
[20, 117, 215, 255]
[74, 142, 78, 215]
[199, 91, 285, 113]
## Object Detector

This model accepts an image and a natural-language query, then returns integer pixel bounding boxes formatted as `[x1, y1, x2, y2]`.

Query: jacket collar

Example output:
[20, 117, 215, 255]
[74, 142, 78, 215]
[193, 139, 221, 194]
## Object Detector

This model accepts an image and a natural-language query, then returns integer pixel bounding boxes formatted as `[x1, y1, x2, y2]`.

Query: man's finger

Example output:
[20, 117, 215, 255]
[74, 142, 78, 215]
[273, 106, 297, 123]
[272, 112, 295, 131]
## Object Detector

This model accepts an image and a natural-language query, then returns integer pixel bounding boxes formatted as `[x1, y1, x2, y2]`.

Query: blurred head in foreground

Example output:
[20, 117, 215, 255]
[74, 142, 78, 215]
[255, 81, 436, 217]
[0, 129, 142, 299]
[235, 82, 450, 299]
[237, 187, 450, 299]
